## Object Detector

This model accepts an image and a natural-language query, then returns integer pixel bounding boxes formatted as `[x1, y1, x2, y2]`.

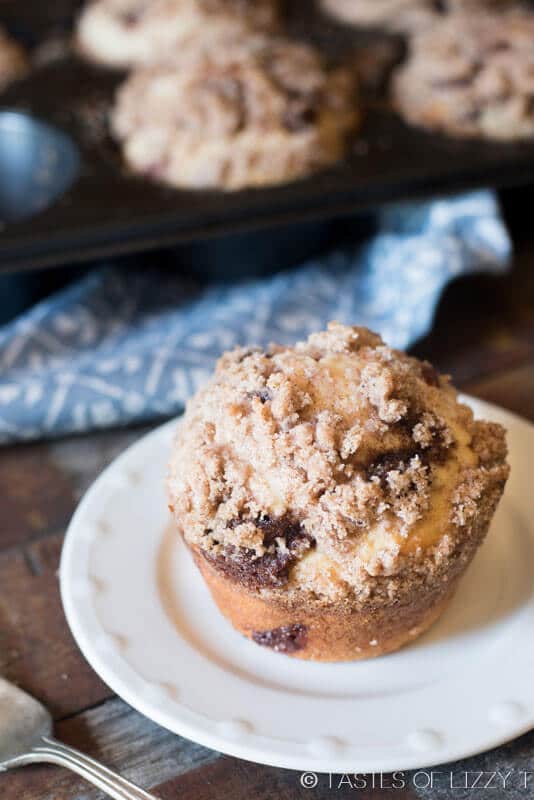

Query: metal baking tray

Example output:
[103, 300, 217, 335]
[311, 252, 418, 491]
[1, 0, 534, 273]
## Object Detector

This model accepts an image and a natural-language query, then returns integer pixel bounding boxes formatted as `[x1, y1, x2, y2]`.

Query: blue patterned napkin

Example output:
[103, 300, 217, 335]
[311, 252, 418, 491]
[0, 191, 511, 444]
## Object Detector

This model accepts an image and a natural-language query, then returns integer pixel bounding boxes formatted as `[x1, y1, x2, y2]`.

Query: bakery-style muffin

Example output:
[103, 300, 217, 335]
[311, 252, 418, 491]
[0, 27, 28, 92]
[319, 0, 441, 33]
[111, 38, 358, 190]
[167, 323, 509, 661]
[76, 0, 280, 69]
[320, 0, 519, 33]
[393, 9, 534, 140]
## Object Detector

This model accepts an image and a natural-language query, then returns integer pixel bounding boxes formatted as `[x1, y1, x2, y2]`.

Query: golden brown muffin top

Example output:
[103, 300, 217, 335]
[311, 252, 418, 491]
[167, 323, 509, 602]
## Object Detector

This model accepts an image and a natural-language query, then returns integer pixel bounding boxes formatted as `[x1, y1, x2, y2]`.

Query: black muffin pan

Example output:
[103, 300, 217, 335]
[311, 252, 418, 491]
[1, 0, 534, 273]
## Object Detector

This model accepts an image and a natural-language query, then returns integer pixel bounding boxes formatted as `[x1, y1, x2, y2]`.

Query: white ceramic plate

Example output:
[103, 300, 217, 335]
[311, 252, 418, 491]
[60, 397, 534, 774]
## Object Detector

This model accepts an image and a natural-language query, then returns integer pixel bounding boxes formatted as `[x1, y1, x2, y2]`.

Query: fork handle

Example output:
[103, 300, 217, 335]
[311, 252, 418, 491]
[7, 736, 159, 800]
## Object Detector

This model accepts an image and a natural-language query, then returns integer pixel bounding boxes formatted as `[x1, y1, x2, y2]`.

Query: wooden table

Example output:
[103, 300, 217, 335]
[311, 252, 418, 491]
[2, 216, 534, 800]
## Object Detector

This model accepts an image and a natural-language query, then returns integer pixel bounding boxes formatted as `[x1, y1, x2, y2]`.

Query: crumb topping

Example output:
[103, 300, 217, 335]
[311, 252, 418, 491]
[111, 37, 358, 189]
[167, 322, 509, 603]
[82, 0, 279, 46]
[321, 0, 441, 34]
[77, 0, 280, 69]
[393, 8, 534, 140]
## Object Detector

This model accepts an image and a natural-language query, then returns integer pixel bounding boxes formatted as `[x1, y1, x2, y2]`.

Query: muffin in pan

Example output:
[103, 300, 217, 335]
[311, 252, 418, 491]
[76, 0, 281, 69]
[319, 0, 442, 33]
[111, 38, 359, 190]
[167, 323, 509, 661]
[393, 9, 534, 140]
[319, 0, 520, 33]
[0, 27, 28, 92]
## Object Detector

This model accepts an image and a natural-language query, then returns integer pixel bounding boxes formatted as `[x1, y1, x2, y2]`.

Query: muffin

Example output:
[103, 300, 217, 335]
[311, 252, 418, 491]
[76, 0, 280, 69]
[167, 323, 509, 661]
[111, 38, 358, 190]
[319, 0, 441, 33]
[319, 0, 519, 33]
[0, 28, 28, 92]
[393, 9, 534, 140]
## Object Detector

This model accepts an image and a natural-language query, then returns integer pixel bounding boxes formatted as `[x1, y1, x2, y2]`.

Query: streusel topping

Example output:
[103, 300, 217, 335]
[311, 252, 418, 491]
[77, 0, 280, 68]
[112, 38, 358, 189]
[168, 323, 509, 601]
[393, 9, 534, 140]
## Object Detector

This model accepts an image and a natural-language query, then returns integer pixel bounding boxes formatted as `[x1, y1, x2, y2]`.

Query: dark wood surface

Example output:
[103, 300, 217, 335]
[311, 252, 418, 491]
[2, 223, 534, 799]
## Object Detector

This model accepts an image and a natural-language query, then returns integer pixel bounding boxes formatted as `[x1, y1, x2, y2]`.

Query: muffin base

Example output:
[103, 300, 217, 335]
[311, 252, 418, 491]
[193, 549, 459, 661]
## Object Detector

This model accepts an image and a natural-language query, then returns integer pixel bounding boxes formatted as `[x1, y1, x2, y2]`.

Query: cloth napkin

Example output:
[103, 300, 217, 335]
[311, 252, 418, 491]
[0, 191, 511, 445]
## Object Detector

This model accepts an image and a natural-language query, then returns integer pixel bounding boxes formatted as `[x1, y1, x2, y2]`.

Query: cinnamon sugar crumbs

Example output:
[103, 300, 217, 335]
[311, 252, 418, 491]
[167, 322, 510, 604]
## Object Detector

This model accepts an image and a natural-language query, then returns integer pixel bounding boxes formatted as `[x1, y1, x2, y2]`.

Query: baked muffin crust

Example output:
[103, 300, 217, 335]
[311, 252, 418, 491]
[320, 0, 519, 33]
[111, 38, 358, 190]
[320, 0, 441, 33]
[393, 9, 534, 140]
[76, 0, 280, 68]
[168, 323, 509, 617]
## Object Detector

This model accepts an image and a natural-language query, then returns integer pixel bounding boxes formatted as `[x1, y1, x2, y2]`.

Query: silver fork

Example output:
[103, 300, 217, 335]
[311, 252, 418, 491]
[0, 677, 159, 799]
